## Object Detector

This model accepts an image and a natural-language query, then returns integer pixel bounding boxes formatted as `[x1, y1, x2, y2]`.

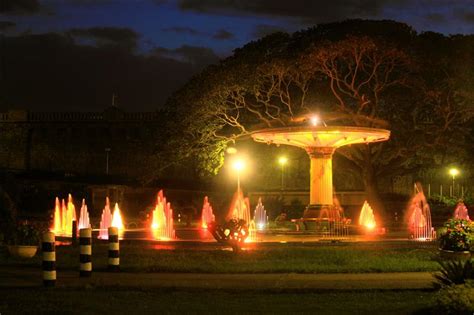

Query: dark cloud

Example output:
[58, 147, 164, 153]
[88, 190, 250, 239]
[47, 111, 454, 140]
[0, 0, 40, 14]
[67, 27, 139, 51]
[151, 0, 168, 5]
[425, 13, 445, 23]
[178, 0, 388, 22]
[152, 45, 220, 69]
[1, 32, 204, 111]
[162, 26, 203, 36]
[457, 11, 474, 23]
[0, 21, 16, 31]
[212, 29, 234, 40]
[253, 24, 287, 38]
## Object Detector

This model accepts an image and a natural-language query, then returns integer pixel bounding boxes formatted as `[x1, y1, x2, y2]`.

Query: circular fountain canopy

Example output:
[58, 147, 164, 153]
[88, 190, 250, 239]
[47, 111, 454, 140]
[251, 126, 390, 149]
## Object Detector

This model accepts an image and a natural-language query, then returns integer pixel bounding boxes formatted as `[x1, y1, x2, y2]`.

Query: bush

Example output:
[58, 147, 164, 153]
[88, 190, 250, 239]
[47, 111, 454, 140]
[11, 223, 40, 246]
[438, 219, 473, 252]
[434, 259, 474, 286]
[434, 280, 474, 314]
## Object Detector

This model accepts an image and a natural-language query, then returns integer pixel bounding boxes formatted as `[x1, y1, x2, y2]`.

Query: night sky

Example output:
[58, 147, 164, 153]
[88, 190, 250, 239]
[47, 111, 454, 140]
[1, 0, 474, 111]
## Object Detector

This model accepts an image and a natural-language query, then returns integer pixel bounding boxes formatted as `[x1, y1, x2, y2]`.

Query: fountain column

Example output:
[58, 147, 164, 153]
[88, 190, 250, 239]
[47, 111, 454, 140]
[305, 147, 335, 217]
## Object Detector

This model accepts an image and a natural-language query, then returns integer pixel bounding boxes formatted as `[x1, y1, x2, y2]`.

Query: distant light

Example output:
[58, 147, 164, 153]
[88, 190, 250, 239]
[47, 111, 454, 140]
[278, 156, 288, 166]
[257, 223, 265, 230]
[233, 159, 245, 172]
[449, 168, 459, 177]
[227, 147, 237, 154]
[310, 115, 320, 126]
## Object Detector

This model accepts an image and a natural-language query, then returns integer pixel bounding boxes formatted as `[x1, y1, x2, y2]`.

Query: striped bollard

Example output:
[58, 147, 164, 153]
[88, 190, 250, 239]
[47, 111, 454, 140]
[42, 231, 56, 287]
[79, 228, 92, 277]
[108, 227, 120, 271]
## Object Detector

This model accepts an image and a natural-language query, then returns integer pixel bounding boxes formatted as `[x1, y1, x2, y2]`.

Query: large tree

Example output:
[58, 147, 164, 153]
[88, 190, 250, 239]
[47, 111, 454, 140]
[161, 20, 474, 212]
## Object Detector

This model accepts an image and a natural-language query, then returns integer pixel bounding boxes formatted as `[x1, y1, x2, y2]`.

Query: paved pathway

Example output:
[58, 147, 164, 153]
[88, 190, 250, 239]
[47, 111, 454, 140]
[0, 266, 435, 290]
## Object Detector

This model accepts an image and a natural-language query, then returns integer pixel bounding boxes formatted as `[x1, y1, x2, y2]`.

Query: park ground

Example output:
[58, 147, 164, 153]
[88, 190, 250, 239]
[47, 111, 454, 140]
[0, 241, 444, 314]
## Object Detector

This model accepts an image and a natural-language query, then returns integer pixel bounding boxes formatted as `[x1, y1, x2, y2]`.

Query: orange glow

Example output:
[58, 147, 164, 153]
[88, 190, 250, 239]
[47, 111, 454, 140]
[201, 196, 215, 229]
[52, 197, 61, 234]
[358, 201, 377, 230]
[245, 220, 257, 243]
[51, 195, 76, 237]
[151, 190, 176, 240]
[111, 203, 125, 232]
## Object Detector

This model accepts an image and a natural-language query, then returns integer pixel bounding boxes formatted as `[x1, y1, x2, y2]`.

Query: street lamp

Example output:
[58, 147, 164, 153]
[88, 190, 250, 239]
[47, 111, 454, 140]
[278, 156, 288, 190]
[449, 168, 459, 197]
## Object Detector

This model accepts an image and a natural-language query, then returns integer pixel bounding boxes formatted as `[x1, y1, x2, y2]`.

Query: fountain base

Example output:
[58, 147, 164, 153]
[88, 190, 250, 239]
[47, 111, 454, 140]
[303, 204, 342, 220]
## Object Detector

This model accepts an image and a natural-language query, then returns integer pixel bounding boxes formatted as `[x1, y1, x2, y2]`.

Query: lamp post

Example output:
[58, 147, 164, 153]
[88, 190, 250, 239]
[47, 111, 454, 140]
[232, 159, 245, 194]
[278, 156, 288, 190]
[232, 159, 245, 218]
[449, 168, 459, 197]
[105, 148, 111, 175]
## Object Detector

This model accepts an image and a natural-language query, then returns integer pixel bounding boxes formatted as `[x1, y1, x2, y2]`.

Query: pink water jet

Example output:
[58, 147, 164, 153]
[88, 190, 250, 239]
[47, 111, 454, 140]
[407, 183, 435, 240]
[98, 197, 112, 239]
[78, 199, 91, 229]
[201, 196, 215, 229]
[453, 201, 471, 221]
[151, 190, 176, 240]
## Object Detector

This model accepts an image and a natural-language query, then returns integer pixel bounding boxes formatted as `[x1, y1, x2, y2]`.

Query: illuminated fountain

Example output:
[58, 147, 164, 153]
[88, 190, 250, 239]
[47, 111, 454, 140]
[358, 201, 384, 235]
[151, 190, 176, 240]
[359, 201, 376, 230]
[98, 197, 112, 239]
[52, 197, 61, 234]
[252, 116, 389, 236]
[112, 203, 125, 238]
[201, 196, 215, 229]
[228, 190, 251, 223]
[254, 198, 268, 230]
[78, 199, 91, 229]
[453, 201, 471, 221]
[246, 220, 257, 243]
[407, 183, 435, 240]
[51, 195, 76, 236]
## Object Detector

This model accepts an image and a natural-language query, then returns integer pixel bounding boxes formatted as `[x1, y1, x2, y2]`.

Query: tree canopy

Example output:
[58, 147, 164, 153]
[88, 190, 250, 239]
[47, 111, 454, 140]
[161, 20, 474, 208]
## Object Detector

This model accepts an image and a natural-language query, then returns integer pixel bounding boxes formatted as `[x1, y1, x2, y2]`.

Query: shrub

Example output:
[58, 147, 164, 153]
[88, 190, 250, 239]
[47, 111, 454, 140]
[434, 259, 474, 287]
[438, 219, 473, 252]
[11, 223, 40, 246]
[434, 280, 474, 314]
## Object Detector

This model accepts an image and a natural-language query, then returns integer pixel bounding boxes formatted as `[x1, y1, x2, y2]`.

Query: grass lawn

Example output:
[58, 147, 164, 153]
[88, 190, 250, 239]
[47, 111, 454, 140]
[0, 287, 436, 314]
[0, 242, 441, 273]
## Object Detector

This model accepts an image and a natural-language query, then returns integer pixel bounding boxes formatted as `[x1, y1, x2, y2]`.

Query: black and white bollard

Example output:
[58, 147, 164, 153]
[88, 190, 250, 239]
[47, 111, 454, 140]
[108, 227, 120, 272]
[72, 220, 77, 245]
[79, 228, 92, 277]
[42, 231, 56, 287]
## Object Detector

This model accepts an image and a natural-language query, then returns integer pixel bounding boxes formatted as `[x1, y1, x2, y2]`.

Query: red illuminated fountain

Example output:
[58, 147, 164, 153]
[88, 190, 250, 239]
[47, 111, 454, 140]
[151, 190, 176, 240]
[453, 201, 471, 221]
[407, 183, 435, 240]
[358, 201, 385, 235]
[98, 198, 125, 239]
[227, 190, 257, 242]
[201, 196, 215, 229]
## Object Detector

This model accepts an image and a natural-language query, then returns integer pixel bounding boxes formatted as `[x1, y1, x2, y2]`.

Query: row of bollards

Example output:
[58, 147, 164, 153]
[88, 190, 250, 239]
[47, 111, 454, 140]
[41, 227, 120, 287]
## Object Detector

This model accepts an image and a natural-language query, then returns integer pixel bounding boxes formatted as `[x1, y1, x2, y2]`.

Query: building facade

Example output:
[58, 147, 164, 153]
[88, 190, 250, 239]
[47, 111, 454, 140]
[0, 107, 163, 178]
